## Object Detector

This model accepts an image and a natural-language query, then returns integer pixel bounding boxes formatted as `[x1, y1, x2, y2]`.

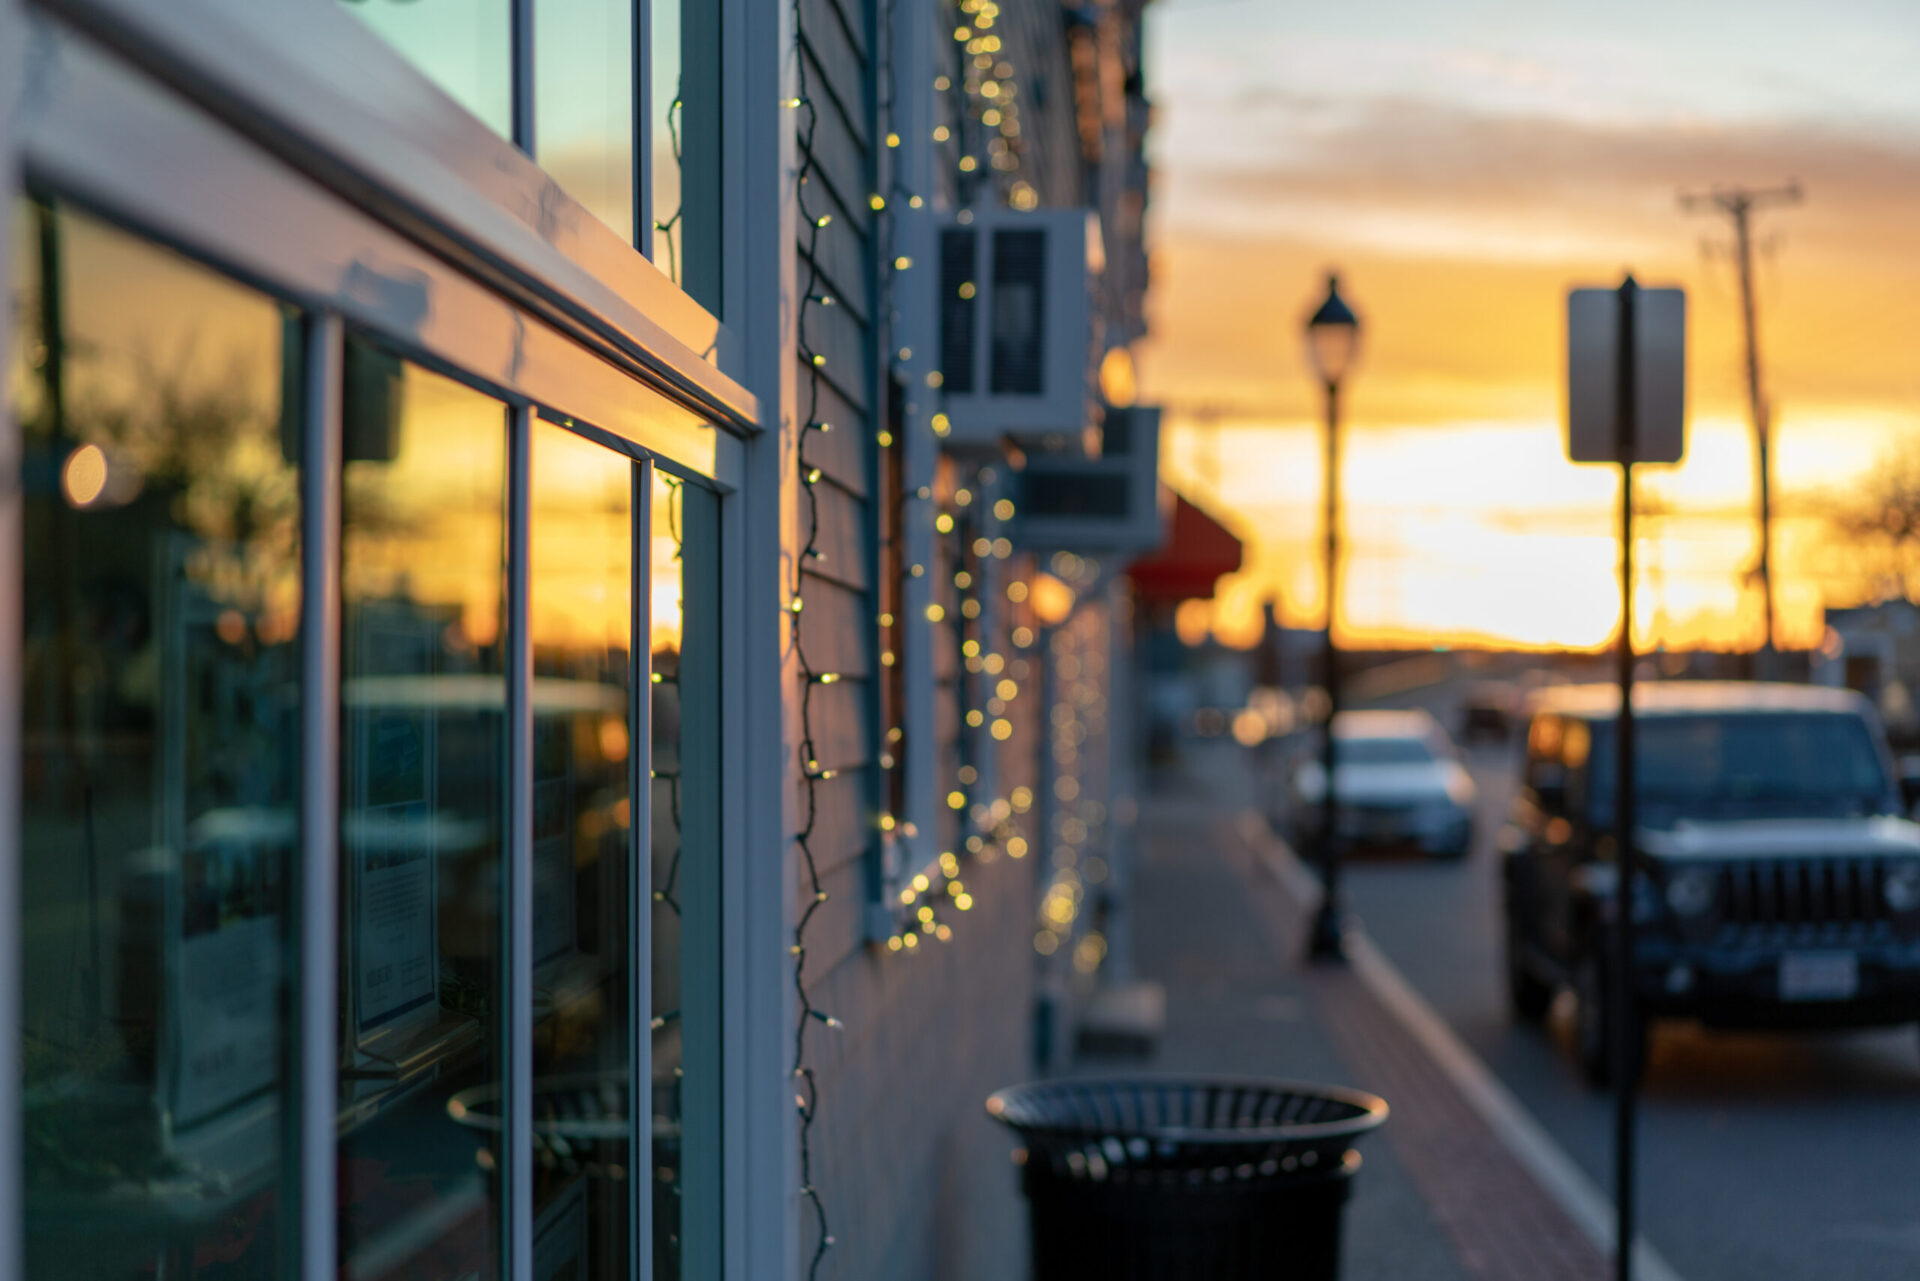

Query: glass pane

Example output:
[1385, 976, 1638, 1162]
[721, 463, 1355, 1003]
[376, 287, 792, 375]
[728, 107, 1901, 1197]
[344, 0, 514, 140]
[528, 423, 634, 1278]
[536, 0, 636, 244]
[336, 345, 507, 1280]
[649, 0, 684, 279]
[651, 471, 720, 1279]
[16, 202, 298, 1277]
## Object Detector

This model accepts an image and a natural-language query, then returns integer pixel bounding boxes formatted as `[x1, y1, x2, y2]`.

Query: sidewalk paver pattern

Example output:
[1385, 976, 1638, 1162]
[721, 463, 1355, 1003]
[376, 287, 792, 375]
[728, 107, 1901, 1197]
[1122, 786, 1610, 1280]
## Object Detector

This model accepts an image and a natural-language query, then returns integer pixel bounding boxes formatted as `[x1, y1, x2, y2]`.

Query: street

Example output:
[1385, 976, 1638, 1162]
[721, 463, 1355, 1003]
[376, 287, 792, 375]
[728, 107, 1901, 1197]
[1334, 676, 1920, 1281]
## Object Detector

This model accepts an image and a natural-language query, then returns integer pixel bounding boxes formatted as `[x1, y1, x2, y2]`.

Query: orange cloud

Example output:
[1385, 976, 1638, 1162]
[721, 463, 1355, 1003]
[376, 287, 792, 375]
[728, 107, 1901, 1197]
[1138, 97, 1920, 651]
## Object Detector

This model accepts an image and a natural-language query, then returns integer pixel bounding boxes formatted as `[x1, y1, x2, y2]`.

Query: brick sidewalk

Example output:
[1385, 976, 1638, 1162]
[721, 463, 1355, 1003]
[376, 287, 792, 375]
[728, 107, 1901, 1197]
[1103, 784, 1615, 1281]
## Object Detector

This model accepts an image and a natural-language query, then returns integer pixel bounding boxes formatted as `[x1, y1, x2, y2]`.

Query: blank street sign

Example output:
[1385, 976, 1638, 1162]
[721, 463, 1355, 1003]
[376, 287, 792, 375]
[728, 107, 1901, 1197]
[1567, 286, 1686, 465]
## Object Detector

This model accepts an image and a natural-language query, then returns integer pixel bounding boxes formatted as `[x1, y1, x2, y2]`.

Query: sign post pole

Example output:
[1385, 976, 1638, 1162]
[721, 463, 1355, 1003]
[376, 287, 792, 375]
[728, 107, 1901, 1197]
[1612, 275, 1640, 1281]
[1567, 272, 1684, 1281]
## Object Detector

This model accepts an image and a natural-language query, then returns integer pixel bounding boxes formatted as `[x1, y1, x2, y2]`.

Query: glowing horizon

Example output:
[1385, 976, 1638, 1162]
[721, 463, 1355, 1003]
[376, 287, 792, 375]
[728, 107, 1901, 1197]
[1140, 3, 1920, 652]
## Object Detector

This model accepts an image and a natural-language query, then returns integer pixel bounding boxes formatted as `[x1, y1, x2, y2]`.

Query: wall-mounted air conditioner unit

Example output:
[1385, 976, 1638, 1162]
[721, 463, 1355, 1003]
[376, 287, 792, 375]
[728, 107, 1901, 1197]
[1012, 406, 1162, 553]
[934, 207, 1094, 444]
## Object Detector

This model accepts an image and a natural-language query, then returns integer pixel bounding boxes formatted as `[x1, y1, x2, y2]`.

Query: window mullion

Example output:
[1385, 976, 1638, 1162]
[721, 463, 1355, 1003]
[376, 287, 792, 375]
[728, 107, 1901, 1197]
[505, 403, 535, 1281]
[511, 0, 536, 152]
[631, 459, 656, 1281]
[635, 0, 654, 256]
[297, 312, 344, 1281]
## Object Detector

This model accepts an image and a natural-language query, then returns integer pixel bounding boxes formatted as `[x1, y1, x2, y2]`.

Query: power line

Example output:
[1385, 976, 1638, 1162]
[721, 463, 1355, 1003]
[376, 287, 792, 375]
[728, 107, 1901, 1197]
[1680, 180, 1803, 658]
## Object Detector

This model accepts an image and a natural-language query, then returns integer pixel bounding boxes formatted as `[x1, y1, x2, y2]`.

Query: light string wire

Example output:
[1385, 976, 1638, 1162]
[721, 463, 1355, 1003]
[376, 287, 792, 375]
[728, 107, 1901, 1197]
[654, 80, 686, 284]
[788, 1, 839, 1272]
[654, 477, 685, 922]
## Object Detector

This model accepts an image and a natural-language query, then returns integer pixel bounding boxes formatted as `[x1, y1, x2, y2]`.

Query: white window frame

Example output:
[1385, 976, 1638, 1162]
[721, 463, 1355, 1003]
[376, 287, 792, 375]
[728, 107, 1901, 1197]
[37, 0, 751, 417]
[4, 8, 770, 1280]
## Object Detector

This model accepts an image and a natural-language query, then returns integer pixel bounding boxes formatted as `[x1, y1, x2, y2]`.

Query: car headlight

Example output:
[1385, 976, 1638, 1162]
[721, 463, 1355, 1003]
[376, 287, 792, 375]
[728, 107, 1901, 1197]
[1664, 866, 1716, 918]
[1885, 861, 1920, 912]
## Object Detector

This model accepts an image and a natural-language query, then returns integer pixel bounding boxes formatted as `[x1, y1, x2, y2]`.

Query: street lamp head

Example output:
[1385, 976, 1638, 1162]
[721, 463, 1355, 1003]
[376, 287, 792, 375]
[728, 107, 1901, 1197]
[1304, 272, 1361, 389]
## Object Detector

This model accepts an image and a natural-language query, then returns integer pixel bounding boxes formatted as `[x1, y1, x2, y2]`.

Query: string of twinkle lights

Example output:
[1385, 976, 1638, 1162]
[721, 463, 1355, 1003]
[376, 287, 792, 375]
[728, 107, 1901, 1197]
[787, 2, 843, 1271]
[653, 82, 685, 284]
[942, 0, 1040, 210]
[649, 473, 687, 1272]
[782, 3, 1050, 1263]
[1034, 555, 1112, 971]
[872, 0, 946, 955]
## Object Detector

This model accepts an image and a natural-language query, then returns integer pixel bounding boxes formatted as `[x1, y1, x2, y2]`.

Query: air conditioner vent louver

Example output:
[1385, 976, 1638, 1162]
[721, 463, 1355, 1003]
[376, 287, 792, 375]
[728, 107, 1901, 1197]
[990, 229, 1048, 395]
[939, 228, 979, 395]
[925, 208, 1092, 443]
[1023, 471, 1132, 519]
[1012, 407, 1163, 553]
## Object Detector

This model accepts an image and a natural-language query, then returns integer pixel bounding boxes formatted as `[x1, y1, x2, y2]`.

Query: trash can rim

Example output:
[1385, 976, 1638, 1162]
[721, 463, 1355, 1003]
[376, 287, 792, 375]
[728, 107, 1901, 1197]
[985, 1074, 1388, 1146]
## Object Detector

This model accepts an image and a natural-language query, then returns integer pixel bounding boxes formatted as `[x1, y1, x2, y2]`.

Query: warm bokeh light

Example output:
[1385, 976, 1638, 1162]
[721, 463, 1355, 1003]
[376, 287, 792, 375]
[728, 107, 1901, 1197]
[1029, 572, 1076, 626]
[60, 443, 107, 508]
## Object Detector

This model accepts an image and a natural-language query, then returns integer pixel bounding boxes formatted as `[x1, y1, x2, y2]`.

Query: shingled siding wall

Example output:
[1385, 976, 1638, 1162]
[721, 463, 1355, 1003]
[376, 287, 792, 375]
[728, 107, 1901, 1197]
[795, 0, 1039, 1275]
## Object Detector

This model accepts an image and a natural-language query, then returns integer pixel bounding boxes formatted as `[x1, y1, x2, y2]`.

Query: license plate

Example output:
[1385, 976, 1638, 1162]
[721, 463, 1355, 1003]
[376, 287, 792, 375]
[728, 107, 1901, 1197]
[1779, 952, 1858, 1002]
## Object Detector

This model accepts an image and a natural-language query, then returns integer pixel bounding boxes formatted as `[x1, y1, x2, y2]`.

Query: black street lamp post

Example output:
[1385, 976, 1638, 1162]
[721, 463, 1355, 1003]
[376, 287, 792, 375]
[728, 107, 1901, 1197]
[1304, 273, 1360, 962]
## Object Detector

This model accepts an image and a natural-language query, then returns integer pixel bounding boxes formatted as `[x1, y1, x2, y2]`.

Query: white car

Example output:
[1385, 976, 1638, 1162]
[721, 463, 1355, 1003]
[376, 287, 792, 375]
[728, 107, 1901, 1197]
[1288, 709, 1477, 859]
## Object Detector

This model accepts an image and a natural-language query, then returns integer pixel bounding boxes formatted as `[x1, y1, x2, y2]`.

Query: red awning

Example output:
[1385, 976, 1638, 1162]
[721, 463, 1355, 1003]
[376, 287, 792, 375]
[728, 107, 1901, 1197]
[1127, 490, 1242, 604]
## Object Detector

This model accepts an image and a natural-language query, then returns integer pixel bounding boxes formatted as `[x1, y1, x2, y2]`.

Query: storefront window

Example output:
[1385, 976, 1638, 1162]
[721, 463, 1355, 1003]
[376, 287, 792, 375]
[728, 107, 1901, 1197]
[650, 469, 720, 1278]
[343, 0, 514, 140]
[336, 344, 508, 1280]
[527, 421, 636, 1278]
[536, 0, 637, 244]
[16, 201, 299, 1278]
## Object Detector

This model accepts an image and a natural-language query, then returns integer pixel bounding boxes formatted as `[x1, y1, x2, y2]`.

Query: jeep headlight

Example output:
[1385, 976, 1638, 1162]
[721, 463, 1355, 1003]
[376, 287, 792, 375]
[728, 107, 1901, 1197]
[1664, 866, 1716, 918]
[1885, 861, 1920, 913]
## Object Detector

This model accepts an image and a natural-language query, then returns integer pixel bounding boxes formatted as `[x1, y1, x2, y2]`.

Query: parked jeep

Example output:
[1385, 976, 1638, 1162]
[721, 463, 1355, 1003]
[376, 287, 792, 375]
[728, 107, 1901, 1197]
[1502, 682, 1920, 1086]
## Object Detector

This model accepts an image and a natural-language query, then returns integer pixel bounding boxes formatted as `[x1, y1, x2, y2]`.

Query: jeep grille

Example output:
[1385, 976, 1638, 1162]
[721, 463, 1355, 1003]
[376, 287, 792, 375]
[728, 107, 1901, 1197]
[1716, 858, 1894, 942]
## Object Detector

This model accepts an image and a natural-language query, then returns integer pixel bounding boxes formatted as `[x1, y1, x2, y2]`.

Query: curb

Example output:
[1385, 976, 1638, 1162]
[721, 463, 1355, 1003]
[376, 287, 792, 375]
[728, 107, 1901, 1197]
[1235, 812, 1687, 1281]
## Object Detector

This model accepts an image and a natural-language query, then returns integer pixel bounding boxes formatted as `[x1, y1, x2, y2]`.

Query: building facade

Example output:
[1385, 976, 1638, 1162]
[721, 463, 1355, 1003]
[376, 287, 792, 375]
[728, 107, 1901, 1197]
[0, 0, 1153, 1276]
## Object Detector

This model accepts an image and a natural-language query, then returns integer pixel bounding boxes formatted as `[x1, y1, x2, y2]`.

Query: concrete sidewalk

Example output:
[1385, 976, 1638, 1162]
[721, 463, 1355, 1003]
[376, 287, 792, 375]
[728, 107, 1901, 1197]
[1077, 778, 1617, 1280]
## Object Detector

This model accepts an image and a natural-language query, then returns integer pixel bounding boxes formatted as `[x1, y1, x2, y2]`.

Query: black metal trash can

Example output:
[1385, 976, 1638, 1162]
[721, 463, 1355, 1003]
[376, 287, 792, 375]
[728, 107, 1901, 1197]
[986, 1076, 1387, 1281]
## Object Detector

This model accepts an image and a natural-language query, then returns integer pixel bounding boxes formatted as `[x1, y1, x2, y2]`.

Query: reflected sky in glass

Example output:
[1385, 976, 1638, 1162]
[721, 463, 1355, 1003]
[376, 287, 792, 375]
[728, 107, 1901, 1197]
[346, 0, 513, 139]
[536, 0, 636, 244]
[651, 0, 684, 278]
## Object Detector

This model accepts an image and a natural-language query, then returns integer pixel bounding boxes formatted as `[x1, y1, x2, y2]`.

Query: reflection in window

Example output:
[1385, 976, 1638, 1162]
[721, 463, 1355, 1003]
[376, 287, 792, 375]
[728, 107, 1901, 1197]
[651, 471, 720, 1279]
[536, 0, 636, 244]
[343, 0, 514, 140]
[337, 344, 507, 1280]
[528, 422, 635, 1278]
[16, 202, 298, 1277]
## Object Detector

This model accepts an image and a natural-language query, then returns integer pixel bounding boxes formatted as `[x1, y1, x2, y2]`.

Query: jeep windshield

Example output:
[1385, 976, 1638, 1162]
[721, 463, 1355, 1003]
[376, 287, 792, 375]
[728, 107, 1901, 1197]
[1586, 711, 1897, 825]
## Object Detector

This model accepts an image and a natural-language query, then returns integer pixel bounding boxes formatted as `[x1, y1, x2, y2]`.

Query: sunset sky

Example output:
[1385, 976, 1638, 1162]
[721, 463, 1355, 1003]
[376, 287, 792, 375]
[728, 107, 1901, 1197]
[1139, 0, 1920, 651]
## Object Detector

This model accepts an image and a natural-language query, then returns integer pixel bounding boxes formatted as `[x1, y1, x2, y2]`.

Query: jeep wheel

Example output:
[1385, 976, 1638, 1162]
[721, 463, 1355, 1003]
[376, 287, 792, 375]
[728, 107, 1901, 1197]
[1505, 922, 1554, 1024]
[1574, 951, 1644, 1089]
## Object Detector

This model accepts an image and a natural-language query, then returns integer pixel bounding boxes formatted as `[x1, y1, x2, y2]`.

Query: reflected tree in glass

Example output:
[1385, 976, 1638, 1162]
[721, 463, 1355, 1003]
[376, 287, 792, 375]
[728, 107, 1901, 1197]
[14, 201, 299, 1278]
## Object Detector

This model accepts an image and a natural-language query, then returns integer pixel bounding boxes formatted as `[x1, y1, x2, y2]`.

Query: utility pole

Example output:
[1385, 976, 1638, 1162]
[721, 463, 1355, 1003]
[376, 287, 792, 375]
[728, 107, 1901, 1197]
[1680, 181, 1802, 664]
